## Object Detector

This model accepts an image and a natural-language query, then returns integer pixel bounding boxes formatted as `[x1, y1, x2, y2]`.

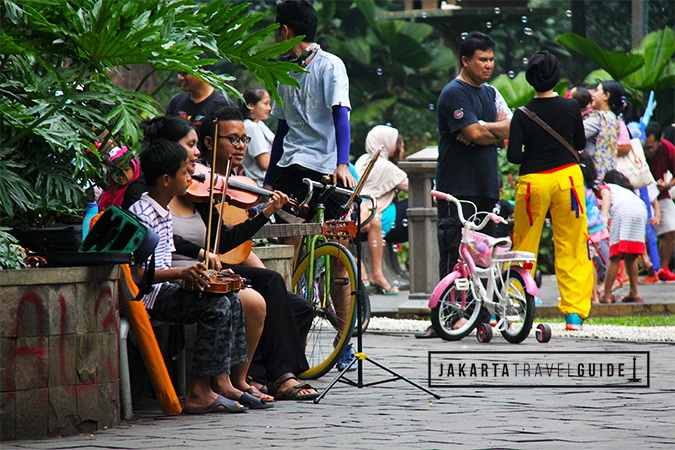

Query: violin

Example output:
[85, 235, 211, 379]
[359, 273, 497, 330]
[187, 162, 305, 213]
[181, 271, 246, 293]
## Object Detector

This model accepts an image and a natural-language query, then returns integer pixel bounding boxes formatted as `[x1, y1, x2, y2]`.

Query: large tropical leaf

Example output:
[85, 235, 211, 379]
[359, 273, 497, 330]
[623, 27, 675, 90]
[557, 33, 644, 80]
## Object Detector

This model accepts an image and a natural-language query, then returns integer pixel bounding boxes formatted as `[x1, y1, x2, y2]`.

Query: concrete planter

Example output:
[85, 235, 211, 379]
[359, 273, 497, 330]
[251, 244, 295, 289]
[0, 266, 120, 441]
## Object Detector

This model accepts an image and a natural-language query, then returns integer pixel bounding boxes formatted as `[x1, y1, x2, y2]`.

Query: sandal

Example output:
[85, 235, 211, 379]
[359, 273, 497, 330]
[267, 373, 320, 401]
[372, 282, 399, 295]
[599, 293, 617, 304]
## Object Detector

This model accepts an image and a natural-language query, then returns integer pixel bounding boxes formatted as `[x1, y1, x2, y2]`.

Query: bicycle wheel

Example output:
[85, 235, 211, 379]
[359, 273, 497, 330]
[430, 277, 482, 341]
[498, 270, 535, 344]
[293, 242, 358, 379]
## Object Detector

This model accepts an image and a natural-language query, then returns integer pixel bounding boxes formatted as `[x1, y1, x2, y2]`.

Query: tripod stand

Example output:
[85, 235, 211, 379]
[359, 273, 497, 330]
[313, 197, 440, 403]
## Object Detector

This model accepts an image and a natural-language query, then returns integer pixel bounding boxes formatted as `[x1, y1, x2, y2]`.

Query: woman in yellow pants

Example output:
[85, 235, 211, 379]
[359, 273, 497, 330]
[507, 51, 594, 330]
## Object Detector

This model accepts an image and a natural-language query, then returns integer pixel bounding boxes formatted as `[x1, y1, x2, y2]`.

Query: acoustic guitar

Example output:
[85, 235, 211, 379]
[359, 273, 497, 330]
[216, 202, 253, 265]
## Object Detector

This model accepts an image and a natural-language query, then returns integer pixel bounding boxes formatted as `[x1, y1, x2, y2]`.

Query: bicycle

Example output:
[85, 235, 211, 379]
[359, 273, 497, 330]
[292, 178, 376, 379]
[428, 190, 552, 344]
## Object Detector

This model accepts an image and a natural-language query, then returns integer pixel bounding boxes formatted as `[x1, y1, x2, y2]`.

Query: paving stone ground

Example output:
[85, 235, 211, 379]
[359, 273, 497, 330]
[5, 329, 674, 449]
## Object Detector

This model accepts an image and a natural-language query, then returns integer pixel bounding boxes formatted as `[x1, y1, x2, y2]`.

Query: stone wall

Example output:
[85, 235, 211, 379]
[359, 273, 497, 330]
[0, 266, 120, 441]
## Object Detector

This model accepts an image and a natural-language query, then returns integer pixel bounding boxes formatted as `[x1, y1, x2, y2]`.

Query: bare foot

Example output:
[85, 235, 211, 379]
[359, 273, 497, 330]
[452, 317, 468, 330]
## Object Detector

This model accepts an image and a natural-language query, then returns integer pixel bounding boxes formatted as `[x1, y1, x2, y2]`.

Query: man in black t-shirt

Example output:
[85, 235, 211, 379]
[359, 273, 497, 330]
[435, 32, 511, 278]
[166, 72, 231, 129]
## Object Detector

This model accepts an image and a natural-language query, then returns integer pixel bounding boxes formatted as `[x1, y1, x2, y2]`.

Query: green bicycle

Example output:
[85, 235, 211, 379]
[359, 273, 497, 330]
[292, 178, 375, 379]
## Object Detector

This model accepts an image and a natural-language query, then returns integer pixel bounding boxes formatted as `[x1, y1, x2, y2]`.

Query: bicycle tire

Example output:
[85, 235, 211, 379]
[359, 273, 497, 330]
[430, 277, 482, 341]
[293, 242, 358, 379]
[497, 270, 535, 344]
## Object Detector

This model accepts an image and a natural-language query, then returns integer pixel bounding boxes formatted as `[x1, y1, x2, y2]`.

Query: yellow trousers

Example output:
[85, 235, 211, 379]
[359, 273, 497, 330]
[512, 164, 594, 319]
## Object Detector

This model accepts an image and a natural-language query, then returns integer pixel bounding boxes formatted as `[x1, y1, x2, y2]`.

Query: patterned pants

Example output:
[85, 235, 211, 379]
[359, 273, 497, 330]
[149, 283, 247, 377]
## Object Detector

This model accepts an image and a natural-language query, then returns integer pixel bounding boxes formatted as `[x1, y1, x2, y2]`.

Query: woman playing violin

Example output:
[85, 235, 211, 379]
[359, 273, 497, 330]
[199, 106, 320, 401]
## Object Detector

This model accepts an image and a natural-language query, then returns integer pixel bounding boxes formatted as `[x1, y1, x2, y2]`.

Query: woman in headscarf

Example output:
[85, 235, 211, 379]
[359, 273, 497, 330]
[354, 125, 409, 294]
[507, 50, 593, 331]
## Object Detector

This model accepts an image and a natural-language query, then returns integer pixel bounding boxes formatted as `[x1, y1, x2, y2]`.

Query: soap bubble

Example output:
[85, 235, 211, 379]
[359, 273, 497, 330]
[565, 10, 573, 18]
[507, 70, 515, 79]
[494, 7, 501, 15]
[485, 21, 492, 29]
[523, 27, 533, 36]
[429, 103, 435, 110]
[522, 57, 529, 65]
[460, 32, 469, 40]
[376, 68, 383, 76]
[521, 15, 528, 23]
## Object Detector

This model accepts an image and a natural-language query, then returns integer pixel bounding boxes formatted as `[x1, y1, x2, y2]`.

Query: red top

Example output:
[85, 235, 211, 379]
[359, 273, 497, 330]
[646, 138, 675, 200]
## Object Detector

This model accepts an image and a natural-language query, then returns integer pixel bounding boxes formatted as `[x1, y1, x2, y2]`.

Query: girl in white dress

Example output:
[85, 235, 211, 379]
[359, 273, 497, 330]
[600, 170, 659, 303]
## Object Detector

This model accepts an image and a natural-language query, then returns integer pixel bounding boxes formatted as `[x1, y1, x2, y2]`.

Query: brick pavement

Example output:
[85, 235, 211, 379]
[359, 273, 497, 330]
[4, 330, 674, 449]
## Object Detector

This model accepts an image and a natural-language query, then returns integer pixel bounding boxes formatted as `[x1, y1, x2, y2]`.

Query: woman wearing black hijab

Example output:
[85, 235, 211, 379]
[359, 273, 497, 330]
[507, 50, 594, 332]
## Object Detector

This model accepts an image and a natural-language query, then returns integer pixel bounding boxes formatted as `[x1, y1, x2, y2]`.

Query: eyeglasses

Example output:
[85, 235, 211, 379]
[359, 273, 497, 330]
[217, 135, 251, 146]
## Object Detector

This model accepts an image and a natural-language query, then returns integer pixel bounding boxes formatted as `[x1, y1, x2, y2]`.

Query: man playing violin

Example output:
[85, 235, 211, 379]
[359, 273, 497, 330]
[200, 106, 320, 400]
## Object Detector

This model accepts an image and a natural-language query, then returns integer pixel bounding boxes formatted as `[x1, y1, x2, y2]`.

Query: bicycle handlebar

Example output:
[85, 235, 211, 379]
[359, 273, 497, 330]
[430, 189, 506, 231]
[301, 178, 378, 226]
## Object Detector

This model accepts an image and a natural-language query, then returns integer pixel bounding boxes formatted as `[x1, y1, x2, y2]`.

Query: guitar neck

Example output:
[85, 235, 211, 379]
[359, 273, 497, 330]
[253, 222, 323, 239]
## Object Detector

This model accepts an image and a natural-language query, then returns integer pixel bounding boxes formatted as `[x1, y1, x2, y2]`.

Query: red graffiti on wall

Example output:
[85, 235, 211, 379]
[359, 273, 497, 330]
[4, 285, 118, 394]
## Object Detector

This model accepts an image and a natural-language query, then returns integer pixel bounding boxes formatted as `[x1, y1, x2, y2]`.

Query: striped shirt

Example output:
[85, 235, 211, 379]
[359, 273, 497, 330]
[129, 192, 176, 309]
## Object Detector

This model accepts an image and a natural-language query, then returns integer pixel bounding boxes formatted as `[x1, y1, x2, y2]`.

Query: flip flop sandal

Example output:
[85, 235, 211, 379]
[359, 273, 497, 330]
[183, 395, 248, 414]
[237, 392, 275, 409]
[372, 283, 399, 295]
[245, 385, 270, 398]
[414, 326, 438, 339]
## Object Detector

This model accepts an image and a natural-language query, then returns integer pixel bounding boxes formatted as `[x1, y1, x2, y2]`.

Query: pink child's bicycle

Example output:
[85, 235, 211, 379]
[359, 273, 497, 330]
[428, 190, 551, 344]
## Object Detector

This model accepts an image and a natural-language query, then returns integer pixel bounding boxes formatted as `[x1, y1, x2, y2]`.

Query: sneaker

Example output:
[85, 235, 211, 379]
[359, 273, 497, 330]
[639, 274, 660, 284]
[565, 313, 583, 331]
[657, 267, 675, 282]
[336, 343, 356, 372]
[489, 315, 497, 326]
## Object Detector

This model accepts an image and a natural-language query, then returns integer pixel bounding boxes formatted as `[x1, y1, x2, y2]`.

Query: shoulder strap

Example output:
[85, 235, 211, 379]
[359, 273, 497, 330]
[518, 106, 580, 162]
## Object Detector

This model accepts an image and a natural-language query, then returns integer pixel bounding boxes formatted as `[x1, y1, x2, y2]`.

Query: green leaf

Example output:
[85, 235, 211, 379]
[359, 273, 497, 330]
[556, 33, 644, 80]
[623, 27, 675, 90]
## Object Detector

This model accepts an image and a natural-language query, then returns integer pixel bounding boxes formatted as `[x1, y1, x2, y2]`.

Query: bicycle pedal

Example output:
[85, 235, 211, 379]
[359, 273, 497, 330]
[455, 278, 470, 291]
[331, 277, 350, 286]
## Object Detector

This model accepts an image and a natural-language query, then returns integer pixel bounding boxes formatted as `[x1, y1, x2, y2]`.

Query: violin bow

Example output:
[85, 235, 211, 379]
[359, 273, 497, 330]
[204, 120, 220, 271]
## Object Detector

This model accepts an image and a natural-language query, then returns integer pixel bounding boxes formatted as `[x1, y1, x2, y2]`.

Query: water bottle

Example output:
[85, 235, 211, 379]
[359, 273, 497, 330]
[82, 202, 98, 240]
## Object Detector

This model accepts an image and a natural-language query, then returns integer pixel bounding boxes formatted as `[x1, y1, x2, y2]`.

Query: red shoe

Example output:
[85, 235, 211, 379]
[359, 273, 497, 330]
[657, 267, 675, 282]
[639, 274, 660, 284]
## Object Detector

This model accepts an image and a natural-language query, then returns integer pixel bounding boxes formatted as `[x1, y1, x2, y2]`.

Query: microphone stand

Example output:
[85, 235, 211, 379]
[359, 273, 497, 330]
[313, 195, 440, 402]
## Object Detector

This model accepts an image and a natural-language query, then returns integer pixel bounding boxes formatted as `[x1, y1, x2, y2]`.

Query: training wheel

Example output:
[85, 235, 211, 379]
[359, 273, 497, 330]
[476, 323, 493, 343]
[535, 323, 552, 343]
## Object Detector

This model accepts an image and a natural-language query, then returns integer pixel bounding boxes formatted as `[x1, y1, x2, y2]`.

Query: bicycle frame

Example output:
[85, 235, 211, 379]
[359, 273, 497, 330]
[428, 190, 537, 312]
[297, 179, 371, 299]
